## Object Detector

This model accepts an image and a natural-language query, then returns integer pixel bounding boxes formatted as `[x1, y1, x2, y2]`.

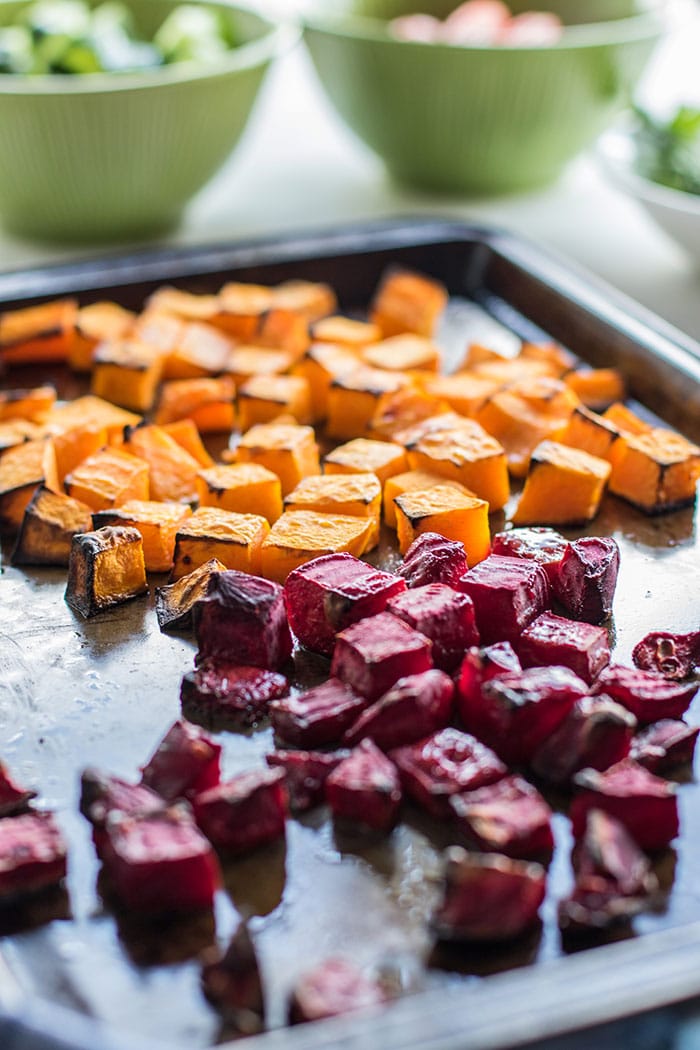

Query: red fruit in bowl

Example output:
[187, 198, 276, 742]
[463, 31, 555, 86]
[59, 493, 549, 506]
[457, 554, 549, 646]
[331, 612, 433, 701]
[518, 610, 610, 685]
[450, 774, 554, 859]
[343, 669, 454, 750]
[456, 641, 521, 734]
[570, 759, 679, 851]
[141, 720, 221, 803]
[552, 537, 620, 624]
[531, 695, 636, 785]
[326, 740, 402, 834]
[398, 532, 468, 589]
[270, 678, 368, 749]
[592, 664, 698, 724]
[491, 526, 568, 587]
[386, 583, 479, 671]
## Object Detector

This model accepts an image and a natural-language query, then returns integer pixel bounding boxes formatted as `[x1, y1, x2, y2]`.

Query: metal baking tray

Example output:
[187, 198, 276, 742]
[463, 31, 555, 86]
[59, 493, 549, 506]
[1, 218, 700, 1050]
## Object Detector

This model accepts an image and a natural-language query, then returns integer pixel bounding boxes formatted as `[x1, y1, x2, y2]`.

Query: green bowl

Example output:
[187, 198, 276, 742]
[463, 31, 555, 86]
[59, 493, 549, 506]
[0, 0, 294, 242]
[304, 0, 665, 195]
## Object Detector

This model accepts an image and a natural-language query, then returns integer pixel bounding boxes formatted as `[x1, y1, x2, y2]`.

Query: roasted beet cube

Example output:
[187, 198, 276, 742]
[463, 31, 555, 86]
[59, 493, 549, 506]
[552, 536, 620, 624]
[386, 583, 479, 671]
[265, 749, 350, 812]
[570, 759, 679, 851]
[531, 695, 636, 785]
[398, 531, 468, 589]
[194, 571, 292, 670]
[283, 553, 405, 657]
[457, 555, 550, 646]
[325, 740, 402, 833]
[80, 769, 165, 857]
[0, 811, 67, 899]
[201, 920, 265, 1032]
[592, 664, 698, 724]
[632, 629, 700, 680]
[141, 720, 221, 802]
[101, 808, 221, 912]
[630, 720, 700, 774]
[0, 760, 35, 817]
[289, 958, 386, 1024]
[449, 775, 554, 859]
[456, 642, 522, 733]
[390, 728, 506, 818]
[491, 527, 568, 586]
[343, 670, 454, 751]
[180, 664, 288, 729]
[331, 612, 433, 701]
[270, 678, 368, 748]
[432, 846, 546, 942]
[518, 611, 610, 685]
[192, 768, 287, 855]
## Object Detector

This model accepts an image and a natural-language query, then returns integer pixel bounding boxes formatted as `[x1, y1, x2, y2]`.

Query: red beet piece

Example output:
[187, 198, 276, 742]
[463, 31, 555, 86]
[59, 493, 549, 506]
[141, 720, 222, 802]
[632, 630, 700, 680]
[518, 611, 610, 685]
[194, 570, 292, 670]
[80, 769, 166, 857]
[386, 583, 479, 671]
[456, 642, 522, 733]
[101, 807, 221, 912]
[331, 612, 433, 701]
[570, 759, 679, 851]
[491, 527, 568, 587]
[181, 663, 288, 728]
[592, 664, 698, 724]
[457, 554, 550, 646]
[343, 670, 454, 751]
[390, 728, 507, 818]
[552, 536, 620, 624]
[432, 846, 546, 942]
[630, 720, 700, 774]
[531, 695, 636, 785]
[325, 740, 402, 833]
[0, 760, 35, 816]
[265, 749, 350, 812]
[192, 767, 287, 855]
[0, 811, 67, 899]
[475, 665, 588, 766]
[398, 531, 468, 589]
[284, 553, 406, 657]
[289, 958, 386, 1024]
[449, 775, 554, 859]
[270, 678, 368, 748]
[201, 920, 265, 1032]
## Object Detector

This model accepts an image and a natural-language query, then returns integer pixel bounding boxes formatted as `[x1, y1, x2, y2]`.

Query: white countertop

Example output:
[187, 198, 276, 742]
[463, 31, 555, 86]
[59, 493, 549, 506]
[1, 6, 699, 343]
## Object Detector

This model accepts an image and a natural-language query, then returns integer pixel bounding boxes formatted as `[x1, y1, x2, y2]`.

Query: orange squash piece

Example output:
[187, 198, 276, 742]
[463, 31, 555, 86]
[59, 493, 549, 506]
[326, 366, 411, 441]
[383, 469, 469, 529]
[162, 321, 233, 380]
[311, 316, 382, 349]
[324, 437, 408, 486]
[171, 507, 269, 580]
[155, 377, 236, 433]
[146, 287, 220, 323]
[235, 422, 320, 496]
[368, 387, 452, 444]
[557, 405, 622, 461]
[123, 425, 200, 504]
[260, 510, 373, 583]
[603, 402, 652, 436]
[196, 463, 283, 524]
[91, 339, 165, 413]
[12, 484, 92, 566]
[406, 416, 510, 511]
[226, 346, 294, 389]
[520, 342, 577, 377]
[362, 334, 441, 373]
[284, 472, 382, 550]
[0, 385, 56, 424]
[160, 419, 214, 468]
[511, 440, 612, 526]
[469, 357, 559, 386]
[215, 283, 274, 340]
[608, 428, 700, 513]
[53, 425, 108, 484]
[65, 525, 148, 618]
[92, 499, 193, 573]
[69, 301, 135, 372]
[0, 420, 43, 453]
[291, 344, 359, 423]
[394, 484, 491, 566]
[238, 375, 312, 429]
[565, 368, 626, 410]
[45, 395, 141, 445]
[462, 343, 511, 369]
[272, 280, 337, 323]
[0, 438, 59, 533]
[422, 373, 500, 418]
[64, 447, 149, 512]
[132, 310, 184, 354]
[0, 298, 77, 365]
[256, 308, 310, 361]
[370, 269, 447, 338]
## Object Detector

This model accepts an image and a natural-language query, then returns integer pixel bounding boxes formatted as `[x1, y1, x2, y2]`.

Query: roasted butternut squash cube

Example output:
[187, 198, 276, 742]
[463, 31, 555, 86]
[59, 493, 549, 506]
[362, 334, 441, 373]
[0, 386, 56, 424]
[395, 484, 490, 565]
[326, 367, 411, 441]
[162, 321, 233, 380]
[53, 425, 108, 484]
[0, 438, 59, 533]
[520, 342, 577, 377]
[64, 447, 149, 512]
[470, 357, 558, 386]
[171, 507, 269, 580]
[236, 423, 320, 496]
[215, 283, 274, 340]
[406, 417, 510, 511]
[311, 316, 381, 349]
[608, 428, 700, 513]
[602, 402, 652, 436]
[463, 342, 510, 369]
[324, 438, 408, 486]
[12, 485, 92, 566]
[260, 510, 373, 583]
[558, 405, 622, 461]
[155, 557, 226, 631]
[123, 425, 200, 504]
[225, 346, 294, 389]
[512, 441, 612, 526]
[132, 310, 184, 354]
[0, 298, 77, 365]
[196, 463, 283, 524]
[155, 377, 236, 433]
[369, 387, 452, 443]
[146, 287, 220, 323]
[45, 395, 141, 445]
[65, 525, 148, 618]
[0, 420, 43, 453]
[422, 373, 500, 418]
[370, 269, 447, 338]
[272, 280, 337, 322]
[92, 500, 193, 573]
[69, 302, 135, 371]
[238, 375, 312, 429]
[383, 469, 469, 529]
[565, 368, 626, 410]
[291, 344, 359, 422]
[91, 339, 164, 413]
[161, 420, 214, 468]
[256, 308, 310, 360]
[284, 472, 381, 550]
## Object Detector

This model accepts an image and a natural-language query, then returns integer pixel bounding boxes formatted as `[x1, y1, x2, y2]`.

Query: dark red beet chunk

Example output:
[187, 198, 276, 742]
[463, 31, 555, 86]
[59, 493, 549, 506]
[518, 611, 610, 685]
[201, 920, 265, 1033]
[284, 553, 405, 657]
[325, 740, 402, 833]
[449, 775, 554, 859]
[331, 612, 433, 701]
[343, 670, 454, 751]
[456, 642, 522, 733]
[80, 769, 165, 857]
[390, 728, 506, 818]
[386, 583, 479, 671]
[398, 532, 468, 589]
[592, 664, 698, 724]
[432, 846, 546, 942]
[270, 678, 368, 749]
[181, 664, 288, 729]
[457, 554, 550, 646]
[630, 720, 700, 774]
[570, 759, 679, 851]
[101, 808, 221, 912]
[266, 749, 350, 812]
[0, 812, 67, 899]
[194, 571, 292, 670]
[289, 958, 386, 1024]
[552, 537, 620, 624]
[192, 768, 287, 855]
[141, 721, 221, 802]
[491, 527, 568, 587]
[632, 630, 700, 680]
[531, 695, 636, 785]
[0, 760, 35, 816]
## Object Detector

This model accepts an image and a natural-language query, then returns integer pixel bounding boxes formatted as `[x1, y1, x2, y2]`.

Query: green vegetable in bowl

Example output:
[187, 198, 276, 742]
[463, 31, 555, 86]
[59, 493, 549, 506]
[633, 104, 700, 197]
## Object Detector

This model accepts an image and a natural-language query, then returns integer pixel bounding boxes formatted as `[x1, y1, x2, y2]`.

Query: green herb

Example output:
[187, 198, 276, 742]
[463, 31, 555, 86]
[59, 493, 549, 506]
[633, 104, 700, 197]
